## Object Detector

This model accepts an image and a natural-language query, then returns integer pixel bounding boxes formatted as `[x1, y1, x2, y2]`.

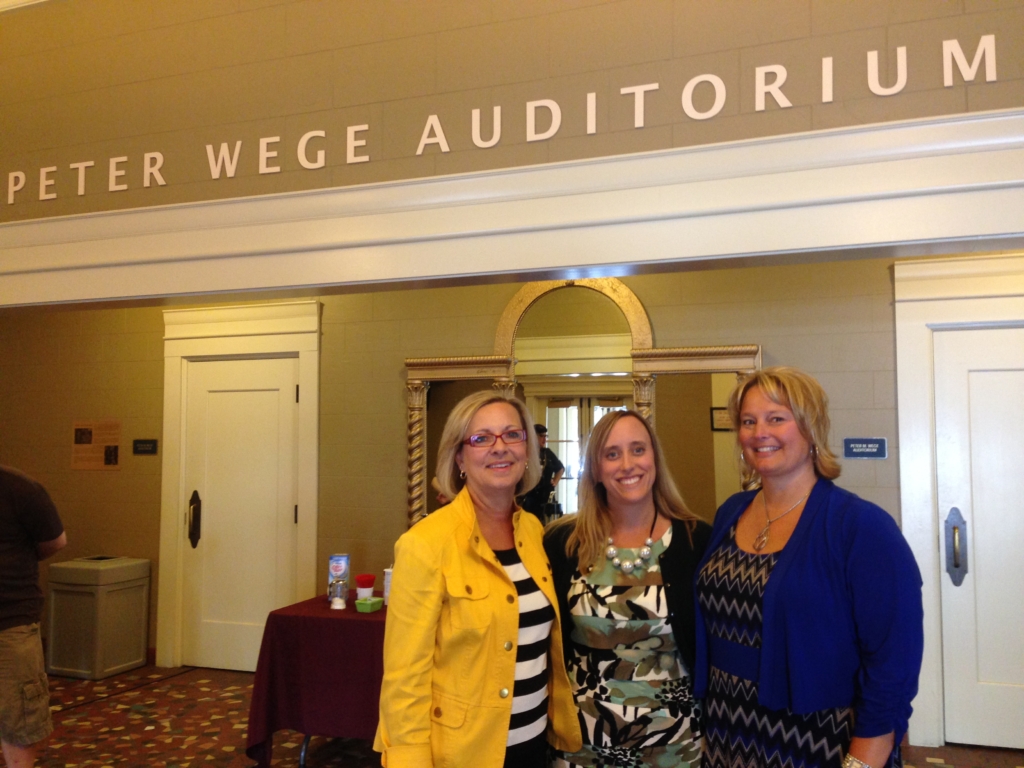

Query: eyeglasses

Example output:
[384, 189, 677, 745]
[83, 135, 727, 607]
[462, 429, 528, 448]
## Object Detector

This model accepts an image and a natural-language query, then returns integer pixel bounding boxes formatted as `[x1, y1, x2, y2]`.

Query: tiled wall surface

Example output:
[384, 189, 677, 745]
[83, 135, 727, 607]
[2, 0, 1020, 222]
[0, 255, 899, 633]
[0, 304, 165, 639]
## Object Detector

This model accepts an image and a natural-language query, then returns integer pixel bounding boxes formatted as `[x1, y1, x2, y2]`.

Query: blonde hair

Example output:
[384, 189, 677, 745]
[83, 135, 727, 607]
[435, 391, 541, 503]
[555, 409, 698, 569]
[727, 366, 841, 490]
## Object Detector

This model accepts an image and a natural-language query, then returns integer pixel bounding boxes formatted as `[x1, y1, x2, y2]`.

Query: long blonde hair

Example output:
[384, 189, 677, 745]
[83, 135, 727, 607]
[554, 409, 698, 569]
[728, 366, 841, 490]
[435, 390, 541, 503]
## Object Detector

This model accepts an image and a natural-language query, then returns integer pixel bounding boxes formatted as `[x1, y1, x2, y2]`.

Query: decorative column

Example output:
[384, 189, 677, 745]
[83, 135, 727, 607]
[406, 380, 429, 527]
[633, 375, 655, 422]
[492, 378, 516, 398]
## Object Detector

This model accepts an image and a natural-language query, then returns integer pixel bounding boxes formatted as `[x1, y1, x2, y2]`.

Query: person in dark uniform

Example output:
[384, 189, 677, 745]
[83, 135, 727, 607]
[518, 424, 564, 521]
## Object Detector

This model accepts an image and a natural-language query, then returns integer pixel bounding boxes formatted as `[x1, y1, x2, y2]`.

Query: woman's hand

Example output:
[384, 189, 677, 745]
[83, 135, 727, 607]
[847, 732, 895, 768]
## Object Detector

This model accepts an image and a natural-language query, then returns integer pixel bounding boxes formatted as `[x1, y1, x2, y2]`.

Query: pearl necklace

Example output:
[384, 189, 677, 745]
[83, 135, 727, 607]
[605, 512, 658, 575]
[752, 491, 808, 551]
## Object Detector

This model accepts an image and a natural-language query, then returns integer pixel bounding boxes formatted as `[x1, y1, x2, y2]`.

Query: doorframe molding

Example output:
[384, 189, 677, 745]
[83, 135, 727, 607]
[156, 300, 321, 668]
[894, 252, 1024, 746]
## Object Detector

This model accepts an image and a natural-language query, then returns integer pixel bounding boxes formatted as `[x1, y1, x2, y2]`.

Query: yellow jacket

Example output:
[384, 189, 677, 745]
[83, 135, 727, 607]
[373, 488, 582, 768]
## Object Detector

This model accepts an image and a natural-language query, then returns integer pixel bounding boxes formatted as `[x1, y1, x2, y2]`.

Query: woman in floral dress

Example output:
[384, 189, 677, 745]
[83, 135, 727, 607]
[545, 410, 711, 768]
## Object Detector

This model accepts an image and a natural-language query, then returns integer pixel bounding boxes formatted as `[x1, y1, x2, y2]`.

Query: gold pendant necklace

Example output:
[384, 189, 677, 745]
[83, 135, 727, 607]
[752, 492, 807, 551]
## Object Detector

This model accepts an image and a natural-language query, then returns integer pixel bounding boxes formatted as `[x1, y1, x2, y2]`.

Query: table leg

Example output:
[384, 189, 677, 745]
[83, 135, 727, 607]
[299, 734, 312, 767]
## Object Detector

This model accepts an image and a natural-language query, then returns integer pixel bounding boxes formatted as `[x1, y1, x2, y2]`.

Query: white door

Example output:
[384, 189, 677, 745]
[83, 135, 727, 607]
[181, 357, 299, 671]
[934, 326, 1024, 748]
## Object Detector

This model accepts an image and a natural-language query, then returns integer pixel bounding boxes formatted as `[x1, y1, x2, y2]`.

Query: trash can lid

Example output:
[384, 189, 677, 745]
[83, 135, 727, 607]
[48, 557, 150, 585]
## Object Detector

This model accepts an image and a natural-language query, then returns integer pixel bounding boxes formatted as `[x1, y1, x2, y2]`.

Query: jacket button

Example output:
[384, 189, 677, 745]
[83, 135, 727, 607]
[433, 706, 442, 717]
[474, 536, 480, 543]
[506, 594, 514, 603]
[499, 688, 509, 698]
[504, 641, 513, 651]
[466, 585, 473, 595]
[517, 541, 523, 547]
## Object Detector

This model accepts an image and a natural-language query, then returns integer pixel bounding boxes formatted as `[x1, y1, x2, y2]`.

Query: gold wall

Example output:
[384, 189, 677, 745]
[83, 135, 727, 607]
[2, 0, 1020, 223]
[0, 255, 897, 642]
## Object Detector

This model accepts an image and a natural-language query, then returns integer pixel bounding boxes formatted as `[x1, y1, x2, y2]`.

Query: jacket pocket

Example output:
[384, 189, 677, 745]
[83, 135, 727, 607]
[430, 693, 470, 768]
[444, 576, 491, 629]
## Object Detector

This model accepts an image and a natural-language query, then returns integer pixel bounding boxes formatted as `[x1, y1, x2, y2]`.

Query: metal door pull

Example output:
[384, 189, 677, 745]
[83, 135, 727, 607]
[944, 506, 968, 586]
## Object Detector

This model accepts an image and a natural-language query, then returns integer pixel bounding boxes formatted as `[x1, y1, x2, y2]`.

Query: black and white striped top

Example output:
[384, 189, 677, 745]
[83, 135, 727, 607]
[494, 547, 555, 747]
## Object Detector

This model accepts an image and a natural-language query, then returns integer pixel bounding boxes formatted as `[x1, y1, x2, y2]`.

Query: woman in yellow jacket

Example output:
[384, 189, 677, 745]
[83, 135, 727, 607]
[374, 391, 582, 768]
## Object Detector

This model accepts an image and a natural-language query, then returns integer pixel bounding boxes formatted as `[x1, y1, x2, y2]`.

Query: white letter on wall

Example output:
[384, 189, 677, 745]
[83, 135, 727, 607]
[943, 35, 996, 87]
[7, 171, 25, 204]
[472, 107, 501, 148]
[109, 157, 128, 191]
[347, 125, 369, 164]
[620, 83, 659, 128]
[587, 92, 597, 135]
[822, 57, 834, 103]
[69, 161, 94, 195]
[298, 130, 327, 169]
[526, 99, 561, 141]
[259, 137, 281, 174]
[755, 65, 792, 111]
[39, 166, 57, 200]
[206, 142, 242, 179]
[867, 48, 907, 96]
[681, 74, 726, 120]
[144, 152, 166, 187]
[416, 115, 450, 155]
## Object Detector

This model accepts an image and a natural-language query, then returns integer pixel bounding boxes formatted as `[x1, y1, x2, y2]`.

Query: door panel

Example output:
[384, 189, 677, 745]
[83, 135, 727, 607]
[182, 358, 298, 671]
[935, 327, 1024, 748]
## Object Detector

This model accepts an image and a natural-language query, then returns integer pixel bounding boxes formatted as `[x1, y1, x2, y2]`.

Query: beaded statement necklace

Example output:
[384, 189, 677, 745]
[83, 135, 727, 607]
[605, 511, 659, 575]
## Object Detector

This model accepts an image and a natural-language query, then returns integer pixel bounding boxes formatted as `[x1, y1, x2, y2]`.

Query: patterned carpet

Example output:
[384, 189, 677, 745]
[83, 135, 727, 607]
[38, 666, 378, 767]
[23, 665, 1024, 768]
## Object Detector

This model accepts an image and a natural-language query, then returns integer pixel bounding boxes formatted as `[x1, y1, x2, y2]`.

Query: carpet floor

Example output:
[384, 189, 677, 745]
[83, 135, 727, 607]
[17, 665, 1024, 768]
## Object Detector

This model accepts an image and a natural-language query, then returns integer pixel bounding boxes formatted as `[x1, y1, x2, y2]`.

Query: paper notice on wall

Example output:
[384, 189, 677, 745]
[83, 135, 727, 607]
[72, 419, 121, 470]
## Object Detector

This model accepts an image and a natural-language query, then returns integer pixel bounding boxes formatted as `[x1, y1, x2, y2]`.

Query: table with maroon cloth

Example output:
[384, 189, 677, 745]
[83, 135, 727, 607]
[245, 594, 386, 767]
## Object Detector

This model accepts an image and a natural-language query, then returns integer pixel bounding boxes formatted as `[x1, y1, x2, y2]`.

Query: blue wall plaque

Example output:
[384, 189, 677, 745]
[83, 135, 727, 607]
[843, 438, 887, 460]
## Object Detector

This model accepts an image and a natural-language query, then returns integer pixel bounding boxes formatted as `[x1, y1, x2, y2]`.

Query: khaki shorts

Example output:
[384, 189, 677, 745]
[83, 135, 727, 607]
[0, 624, 52, 746]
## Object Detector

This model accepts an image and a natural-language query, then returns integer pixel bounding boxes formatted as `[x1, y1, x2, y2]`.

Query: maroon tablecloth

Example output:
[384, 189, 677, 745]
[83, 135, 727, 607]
[245, 594, 386, 767]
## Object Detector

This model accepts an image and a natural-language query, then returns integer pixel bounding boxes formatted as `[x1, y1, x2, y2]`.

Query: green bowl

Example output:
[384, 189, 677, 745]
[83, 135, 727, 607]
[355, 596, 384, 613]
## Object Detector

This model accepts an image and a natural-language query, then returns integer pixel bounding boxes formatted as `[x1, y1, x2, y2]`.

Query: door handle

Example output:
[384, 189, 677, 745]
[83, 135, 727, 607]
[944, 506, 968, 586]
[188, 490, 202, 549]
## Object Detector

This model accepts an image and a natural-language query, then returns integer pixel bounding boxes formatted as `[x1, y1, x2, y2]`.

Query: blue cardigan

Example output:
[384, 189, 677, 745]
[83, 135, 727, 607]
[693, 479, 924, 740]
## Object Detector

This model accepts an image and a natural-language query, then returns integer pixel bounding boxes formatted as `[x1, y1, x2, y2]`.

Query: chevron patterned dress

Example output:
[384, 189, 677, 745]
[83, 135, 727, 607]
[553, 527, 702, 768]
[697, 526, 860, 768]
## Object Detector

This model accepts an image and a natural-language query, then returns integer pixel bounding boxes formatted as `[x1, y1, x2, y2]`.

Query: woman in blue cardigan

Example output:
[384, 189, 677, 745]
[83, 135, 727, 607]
[695, 367, 923, 768]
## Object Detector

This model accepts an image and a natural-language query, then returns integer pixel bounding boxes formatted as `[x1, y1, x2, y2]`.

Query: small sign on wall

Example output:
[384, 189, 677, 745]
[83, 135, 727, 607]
[72, 419, 121, 470]
[843, 437, 888, 460]
[710, 407, 733, 432]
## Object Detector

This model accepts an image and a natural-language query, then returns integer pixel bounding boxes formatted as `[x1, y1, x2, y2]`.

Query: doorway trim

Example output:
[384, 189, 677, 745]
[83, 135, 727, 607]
[156, 300, 321, 668]
[894, 251, 1024, 746]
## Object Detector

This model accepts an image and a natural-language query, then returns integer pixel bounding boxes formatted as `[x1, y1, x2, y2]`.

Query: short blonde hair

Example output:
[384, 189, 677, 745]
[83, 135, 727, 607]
[727, 366, 841, 490]
[435, 391, 541, 503]
[555, 409, 698, 569]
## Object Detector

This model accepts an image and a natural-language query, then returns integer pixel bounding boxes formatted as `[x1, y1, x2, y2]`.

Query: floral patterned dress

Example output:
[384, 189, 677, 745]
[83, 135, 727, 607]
[553, 528, 702, 768]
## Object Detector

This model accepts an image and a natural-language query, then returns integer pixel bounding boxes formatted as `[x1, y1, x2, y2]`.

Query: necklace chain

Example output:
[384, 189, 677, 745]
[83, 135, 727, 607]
[752, 491, 808, 552]
[605, 510, 659, 576]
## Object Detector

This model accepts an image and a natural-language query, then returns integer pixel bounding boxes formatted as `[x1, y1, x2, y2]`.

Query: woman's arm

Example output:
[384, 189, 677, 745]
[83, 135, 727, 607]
[376, 532, 444, 768]
[847, 733, 895, 767]
[844, 502, 924, 753]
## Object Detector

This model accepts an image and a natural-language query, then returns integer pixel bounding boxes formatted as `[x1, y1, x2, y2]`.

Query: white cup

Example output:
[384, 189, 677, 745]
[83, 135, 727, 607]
[356, 586, 374, 599]
[383, 568, 393, 605]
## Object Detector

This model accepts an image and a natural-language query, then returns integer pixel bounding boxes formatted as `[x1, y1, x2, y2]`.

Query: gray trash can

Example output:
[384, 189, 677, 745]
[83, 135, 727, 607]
[46, 556, 150, 680]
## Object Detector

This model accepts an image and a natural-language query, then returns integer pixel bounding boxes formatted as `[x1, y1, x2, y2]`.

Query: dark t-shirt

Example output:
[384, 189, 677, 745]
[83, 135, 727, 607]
[0, 465, 64, 631]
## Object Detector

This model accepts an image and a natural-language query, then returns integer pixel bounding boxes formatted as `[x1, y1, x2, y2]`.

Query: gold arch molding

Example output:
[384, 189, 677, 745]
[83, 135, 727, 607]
[493, 278, 652, 356]
[403, 278, 761, 526]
